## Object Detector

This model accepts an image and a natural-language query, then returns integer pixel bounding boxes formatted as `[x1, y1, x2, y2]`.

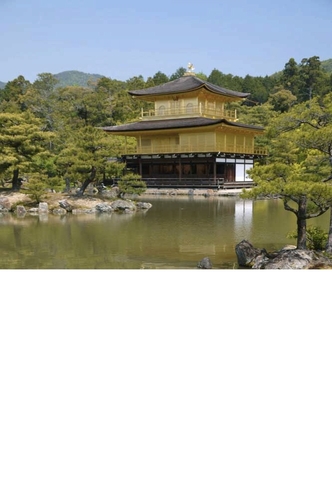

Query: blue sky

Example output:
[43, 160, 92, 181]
[0, 0, 331, 84]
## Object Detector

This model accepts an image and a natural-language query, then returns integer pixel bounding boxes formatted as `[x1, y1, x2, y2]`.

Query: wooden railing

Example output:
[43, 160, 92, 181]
[124, 177, 255, 189]
[121, 144, 268, 156]
[143, 177, 224, 189]
[140, 106, 237, 121]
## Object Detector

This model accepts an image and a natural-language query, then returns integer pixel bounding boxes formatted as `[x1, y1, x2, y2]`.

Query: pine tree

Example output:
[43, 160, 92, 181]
[55, 126, 125, 195]
[0, 111, 54, 189]
[243, 95, 332, 249]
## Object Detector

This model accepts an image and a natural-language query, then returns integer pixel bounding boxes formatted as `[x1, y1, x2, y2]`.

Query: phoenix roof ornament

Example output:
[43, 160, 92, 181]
[187, 62, 195, 73]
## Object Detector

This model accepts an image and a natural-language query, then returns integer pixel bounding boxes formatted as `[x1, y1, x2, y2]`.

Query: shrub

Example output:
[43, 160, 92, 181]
[25, 173, 48, 203]
[287, 225, 328, 250]
[117, 173, 147, 197]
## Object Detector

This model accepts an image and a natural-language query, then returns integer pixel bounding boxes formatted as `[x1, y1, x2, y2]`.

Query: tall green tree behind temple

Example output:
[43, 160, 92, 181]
[298, 56, 329, 101]
[281, 58, 301, 98]
[0, 76, 31, 112]
[280, 56, 331, 103]
[22, 73, 59, 130]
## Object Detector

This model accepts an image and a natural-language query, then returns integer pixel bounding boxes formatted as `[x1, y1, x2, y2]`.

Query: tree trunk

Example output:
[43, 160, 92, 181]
[65, 177, 71, 193]
[77, 167, 96, 196]
[325, 206, 332, 253]
[297, 196, 307, 249]
[12, 168, 21, 190]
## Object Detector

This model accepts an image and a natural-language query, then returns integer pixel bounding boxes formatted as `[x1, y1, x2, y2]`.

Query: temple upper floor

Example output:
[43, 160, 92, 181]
[139, 97, 238, 121]
[130, 70, 249, 123]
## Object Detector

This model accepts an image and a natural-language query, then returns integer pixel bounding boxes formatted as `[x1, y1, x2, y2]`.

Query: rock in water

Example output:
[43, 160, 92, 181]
[197, 257, 212, 269]
[235, 240, 267, 267]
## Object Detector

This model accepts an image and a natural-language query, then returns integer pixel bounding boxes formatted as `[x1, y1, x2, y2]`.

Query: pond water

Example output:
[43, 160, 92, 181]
[0, 195, 329, 269]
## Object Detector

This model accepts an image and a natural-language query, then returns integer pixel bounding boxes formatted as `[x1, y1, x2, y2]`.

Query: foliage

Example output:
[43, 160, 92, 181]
[117, 173, 147, 196]
[244, 93, 332, 249]
[280, 56, 331, 103]
[0, 76, 31, 112]
[322, 59, 332, 73]
[169, 67, 186, 80]
[195, 72, 208, 81]
[29, 155, 65, 192]
[0, 111, 55, 187]
[268, 87, 297, 112]
[235, 101, 277, 127]
[22, 73, 60, 131]
[24, 172, 49, 203]
[208, 69, 243, 92]
[55, 85, 113, 128]
[280, 57, 301, 98]
[103, 160, 126, 181]
[54, 126, 126, 193]
[287, 225, 328, 250]
[145, 71, 169, 87]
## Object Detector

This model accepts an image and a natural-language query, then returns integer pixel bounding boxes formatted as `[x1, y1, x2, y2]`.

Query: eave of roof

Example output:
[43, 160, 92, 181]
[102, 117, 264, 133]
[128, 75, 250, 99]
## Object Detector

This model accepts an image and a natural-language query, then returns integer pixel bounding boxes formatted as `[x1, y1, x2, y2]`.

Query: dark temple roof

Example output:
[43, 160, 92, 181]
[128, 75, 250, 99]
[103, 117, 264, 133]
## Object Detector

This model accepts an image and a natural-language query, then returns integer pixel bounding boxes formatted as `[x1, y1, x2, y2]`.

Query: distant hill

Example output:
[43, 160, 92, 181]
[0, 81, 6, 89]
[322, 59, 332, 73]
[53, 70, 105, 87]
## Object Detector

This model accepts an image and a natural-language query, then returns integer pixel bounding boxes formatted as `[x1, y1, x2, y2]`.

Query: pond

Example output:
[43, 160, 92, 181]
[0, 195, 329, 269]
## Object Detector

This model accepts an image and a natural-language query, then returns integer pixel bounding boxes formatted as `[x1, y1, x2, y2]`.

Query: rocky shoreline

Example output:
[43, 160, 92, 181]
[0, 189, 152, 215]
[0, 185, 244, 216]
[235, 239, 332, 269]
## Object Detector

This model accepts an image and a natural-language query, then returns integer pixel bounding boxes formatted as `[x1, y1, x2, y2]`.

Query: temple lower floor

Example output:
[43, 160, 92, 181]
[119, 152, 262, 187]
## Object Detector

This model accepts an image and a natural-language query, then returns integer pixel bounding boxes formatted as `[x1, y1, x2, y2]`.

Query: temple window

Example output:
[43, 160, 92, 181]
[158, 105, 166, 116]
[186, 103, 194, 114]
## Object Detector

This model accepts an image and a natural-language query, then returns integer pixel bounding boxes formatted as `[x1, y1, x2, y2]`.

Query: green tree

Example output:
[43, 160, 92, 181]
[298, 56, 328, 102]
[22, 73, 60, 130]
[55, 85, 114, 128]
[281, 58, 301, 98]
[0, 111, 54, 189]
[126, 75, 146, 90]
[94, 77, 126, 125]
[245, 161, 332, 249]
[291, 94, 332, 251]
[195, 72, 208, 81]
[169, 67, 186, 80]
[25, 172, 49, 203]
[268, 87, 297, 113]
[145, 71, 169, 86]
[0, 76, 31, 112]
[208, 69, 244, 92]
[236, 101, 277, 127]
[241, 75, 270, 104]
[207, 69, 223, 86]
[243, 95, 332, 249]
[55, 126, 125, 195]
